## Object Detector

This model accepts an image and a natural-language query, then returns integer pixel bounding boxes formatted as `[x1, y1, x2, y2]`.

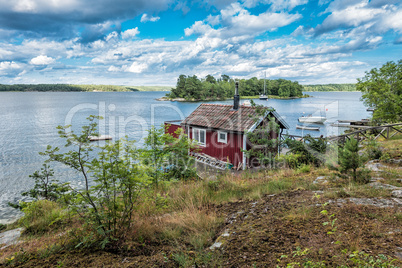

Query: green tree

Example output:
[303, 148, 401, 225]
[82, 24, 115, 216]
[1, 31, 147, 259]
[244, 102, 280, 168]
[278, 80, 291, 97]
[205, 74, 217, 84]
[22, 164, 69, 201]
[41, 116, 149, 246]
[339, 137, 364, 182]
[357, 60, 402, 123]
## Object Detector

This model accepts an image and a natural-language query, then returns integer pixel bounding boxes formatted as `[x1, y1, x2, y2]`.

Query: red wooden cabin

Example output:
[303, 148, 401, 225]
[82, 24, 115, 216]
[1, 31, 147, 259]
[165, 82, 289, 170]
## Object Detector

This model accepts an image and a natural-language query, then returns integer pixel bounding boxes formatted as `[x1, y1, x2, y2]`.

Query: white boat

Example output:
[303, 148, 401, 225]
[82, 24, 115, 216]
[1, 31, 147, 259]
[296, 125, 320, 131]
[259, 72, 268, 100]
[298, 115, 326, 124]
[88, 135, 112, 141]
[242, 100, 251, 106]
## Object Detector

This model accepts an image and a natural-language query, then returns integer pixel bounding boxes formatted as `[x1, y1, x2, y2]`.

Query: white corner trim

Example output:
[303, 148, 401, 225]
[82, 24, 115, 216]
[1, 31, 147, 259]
[242, 134, 247, 170]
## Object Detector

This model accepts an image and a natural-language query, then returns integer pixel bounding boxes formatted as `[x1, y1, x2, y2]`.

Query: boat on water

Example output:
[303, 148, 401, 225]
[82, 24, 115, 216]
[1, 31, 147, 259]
[259, 72, 268, 100]
[88, 135, 112, 141]
[296, 125, 320, 131]
[298, 114, 326, 124]
[242, 100, 251, 106]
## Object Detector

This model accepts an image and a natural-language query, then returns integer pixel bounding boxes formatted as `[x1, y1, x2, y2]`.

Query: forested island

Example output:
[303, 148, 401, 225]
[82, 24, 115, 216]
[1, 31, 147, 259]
[164, 74, 305, 101]
[302, 83, 356, 92]
[0, 84, 171, 92]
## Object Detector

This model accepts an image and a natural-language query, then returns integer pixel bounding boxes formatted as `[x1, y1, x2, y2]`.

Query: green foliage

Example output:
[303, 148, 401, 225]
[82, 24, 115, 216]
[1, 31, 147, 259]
[40, 116, 150, 246]
[363, 137, 383, 160]
[276, 152, 303, 169]
[347, 251, 397, 267]
[339, 137, 365, 182]
[285, 135, 327, 167]
[303, 83, 356, 92]
[167, 74, 304, 100]
[141, 125, 197, 186]
[32, 117, 197, 247]
[243, 102, 279, 168]
[357, 59, 402, 123]
[22, 164, 69, 201]
[0, 84, 140, 92]
[0, 223, 6, 232]
[296, 164, 311, 174]
[19, 200, 67, 234]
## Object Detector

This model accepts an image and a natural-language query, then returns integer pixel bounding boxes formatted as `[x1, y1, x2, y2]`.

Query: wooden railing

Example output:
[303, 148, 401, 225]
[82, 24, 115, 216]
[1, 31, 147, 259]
[327, 123, 402, 143]
[280, 123, 402, 144]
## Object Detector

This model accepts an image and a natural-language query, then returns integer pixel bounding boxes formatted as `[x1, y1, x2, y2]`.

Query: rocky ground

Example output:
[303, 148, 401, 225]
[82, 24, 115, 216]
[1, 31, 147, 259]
[1, 139, 401, 267]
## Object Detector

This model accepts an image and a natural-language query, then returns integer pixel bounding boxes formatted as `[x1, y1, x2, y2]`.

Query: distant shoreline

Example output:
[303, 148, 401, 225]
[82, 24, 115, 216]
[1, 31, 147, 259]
[156, 94, 311, 102]
[0, 84, 172, 92]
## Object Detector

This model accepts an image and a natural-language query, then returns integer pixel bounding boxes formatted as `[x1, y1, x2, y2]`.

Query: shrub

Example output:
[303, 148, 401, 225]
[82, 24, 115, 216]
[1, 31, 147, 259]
[285, 135, 327, 167]
[339, 137, 365, 182]
[364, 138, 383, 160]
[19, 200, 67, 234]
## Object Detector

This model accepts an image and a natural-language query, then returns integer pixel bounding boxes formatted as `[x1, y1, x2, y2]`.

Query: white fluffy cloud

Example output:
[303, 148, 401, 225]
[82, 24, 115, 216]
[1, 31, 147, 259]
[313, 0, 401, 37]
[122, 28, 140, 39]
[140, 13, 160, 23]
[0, 0, 400, 85]
[185, 2, 302, 40]
[29, 55, 55, 65]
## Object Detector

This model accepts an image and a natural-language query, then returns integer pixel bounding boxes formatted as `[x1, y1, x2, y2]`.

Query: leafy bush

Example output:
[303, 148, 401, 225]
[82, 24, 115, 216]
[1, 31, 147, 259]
[39, 116, 150, 247]
[296, 164, 311, 174]
[141, 126, 197, 185]
[364, 138, 383, 160]
[19, 200, 67, 234]
[285, 135, 327, 167]
[276, 152, 303, 169]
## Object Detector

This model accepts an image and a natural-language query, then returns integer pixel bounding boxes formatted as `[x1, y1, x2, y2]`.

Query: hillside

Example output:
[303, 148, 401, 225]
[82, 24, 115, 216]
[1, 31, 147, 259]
[0, 84, 172, 92]
[303, 83, 356, 92]
[1, 135, 401, 267]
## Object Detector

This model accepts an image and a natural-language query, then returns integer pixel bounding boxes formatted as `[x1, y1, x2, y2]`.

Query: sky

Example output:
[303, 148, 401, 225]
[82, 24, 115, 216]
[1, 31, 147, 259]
[0, 0, 401, 86]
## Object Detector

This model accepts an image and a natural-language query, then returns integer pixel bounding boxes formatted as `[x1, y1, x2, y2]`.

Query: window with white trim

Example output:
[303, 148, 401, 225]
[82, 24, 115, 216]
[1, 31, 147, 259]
[217, 131, 227, 144]
[192, 128, 206, 146]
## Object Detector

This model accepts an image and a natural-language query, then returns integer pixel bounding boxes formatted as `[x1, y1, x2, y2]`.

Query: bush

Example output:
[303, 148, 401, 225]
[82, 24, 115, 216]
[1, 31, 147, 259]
[285, 135, 327, 167]
[364, 138, 383, 160]
[19, 200, 67, 234]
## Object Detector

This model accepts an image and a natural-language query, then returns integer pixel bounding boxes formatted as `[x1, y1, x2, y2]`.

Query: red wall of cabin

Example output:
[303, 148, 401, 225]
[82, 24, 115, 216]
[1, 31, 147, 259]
[165, 121, 280, 169]
[165, 123, 182, 138]
[189, 126, 244, 168]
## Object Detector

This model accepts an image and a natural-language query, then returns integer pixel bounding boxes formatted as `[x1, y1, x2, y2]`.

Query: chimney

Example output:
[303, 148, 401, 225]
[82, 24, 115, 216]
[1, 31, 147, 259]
[233, 81, 239, 110]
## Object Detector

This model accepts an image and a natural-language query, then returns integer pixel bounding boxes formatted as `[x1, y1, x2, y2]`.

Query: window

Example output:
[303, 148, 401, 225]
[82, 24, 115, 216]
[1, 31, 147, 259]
[192, 128, 206, 146]
[218, 131, 227, 143]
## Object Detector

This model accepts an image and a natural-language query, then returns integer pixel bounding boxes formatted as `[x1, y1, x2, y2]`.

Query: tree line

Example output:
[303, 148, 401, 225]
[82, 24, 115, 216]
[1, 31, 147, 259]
[167, 74, 304, 100]
[302, 84, 356, 92]
[0, 84, 139, 92]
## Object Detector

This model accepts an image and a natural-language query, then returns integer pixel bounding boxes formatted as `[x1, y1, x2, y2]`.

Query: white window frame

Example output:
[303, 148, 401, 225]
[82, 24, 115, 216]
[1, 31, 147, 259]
[217, 131, 227, 144]
[192, 128, 206, 147]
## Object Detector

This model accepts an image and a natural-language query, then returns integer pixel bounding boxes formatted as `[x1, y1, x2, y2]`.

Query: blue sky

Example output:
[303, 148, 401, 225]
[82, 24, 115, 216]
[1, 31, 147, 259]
[0, 0, 401, 86]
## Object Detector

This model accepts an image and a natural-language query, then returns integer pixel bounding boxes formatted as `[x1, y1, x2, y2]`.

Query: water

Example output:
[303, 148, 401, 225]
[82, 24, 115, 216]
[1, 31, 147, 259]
[0, 91, 370, 223]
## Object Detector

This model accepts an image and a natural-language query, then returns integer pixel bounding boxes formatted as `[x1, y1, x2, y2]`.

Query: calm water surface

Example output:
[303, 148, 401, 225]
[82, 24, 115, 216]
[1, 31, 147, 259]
[0, 91, 370, 223]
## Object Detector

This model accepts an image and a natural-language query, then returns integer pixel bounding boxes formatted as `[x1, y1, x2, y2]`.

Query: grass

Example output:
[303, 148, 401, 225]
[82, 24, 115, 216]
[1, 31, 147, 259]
[1, 136, 401, 267]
